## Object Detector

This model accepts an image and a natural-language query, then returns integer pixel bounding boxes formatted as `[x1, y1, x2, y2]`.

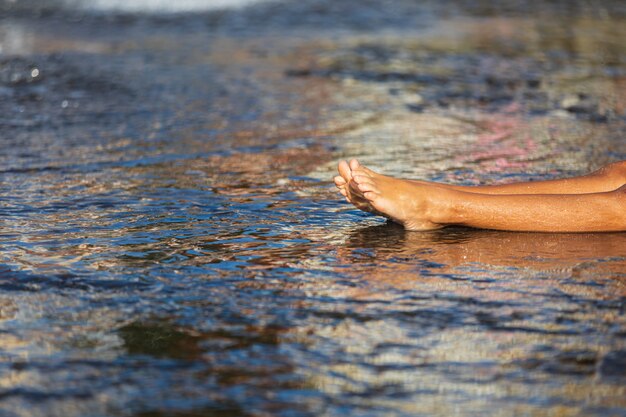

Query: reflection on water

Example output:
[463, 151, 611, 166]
[0, 0, 625, 416]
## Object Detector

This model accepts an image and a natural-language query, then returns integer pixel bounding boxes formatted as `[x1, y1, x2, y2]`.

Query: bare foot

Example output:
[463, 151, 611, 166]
[335, 159, 386, 216]
[333, 160, 353, 201]
[349, 163, 447, 231]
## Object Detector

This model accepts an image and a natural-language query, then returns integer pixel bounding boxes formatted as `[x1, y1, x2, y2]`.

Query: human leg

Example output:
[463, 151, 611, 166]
[337, 160, 626, 232]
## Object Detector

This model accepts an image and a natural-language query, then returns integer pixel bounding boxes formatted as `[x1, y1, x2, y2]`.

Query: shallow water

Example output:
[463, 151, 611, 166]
[1, 1, 625, 416]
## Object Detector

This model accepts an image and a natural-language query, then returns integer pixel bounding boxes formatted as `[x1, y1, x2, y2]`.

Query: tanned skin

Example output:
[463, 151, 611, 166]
[334, 160, 626, 232]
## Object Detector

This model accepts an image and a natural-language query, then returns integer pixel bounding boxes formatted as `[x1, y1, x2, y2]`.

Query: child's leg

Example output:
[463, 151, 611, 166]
[440, 160, 626, 195]
[336, 160, 626, 232]
[349, 160, 626, 195]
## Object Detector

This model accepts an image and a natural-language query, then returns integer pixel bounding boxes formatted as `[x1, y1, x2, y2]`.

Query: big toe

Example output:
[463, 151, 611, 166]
[338, 160, 352, 182]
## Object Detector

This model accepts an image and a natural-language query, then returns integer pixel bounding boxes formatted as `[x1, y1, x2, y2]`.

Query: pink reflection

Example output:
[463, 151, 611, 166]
[459, 112, 539, 173]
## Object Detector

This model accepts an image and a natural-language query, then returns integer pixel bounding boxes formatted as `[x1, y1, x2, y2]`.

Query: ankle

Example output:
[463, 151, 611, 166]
[427, 186, 462, 227]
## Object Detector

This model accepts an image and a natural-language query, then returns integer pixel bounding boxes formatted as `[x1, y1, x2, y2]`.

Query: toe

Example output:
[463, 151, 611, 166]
[357, 182, 379, 193]
[357, 182, 371, 192]
[348, 181, 362, 194]
[352, 174, 374, 184]
[363, 191, 378, 201]
[338, 160, 352, 182]
[334, 175, 346, 186]
[349, 159, 360, 171]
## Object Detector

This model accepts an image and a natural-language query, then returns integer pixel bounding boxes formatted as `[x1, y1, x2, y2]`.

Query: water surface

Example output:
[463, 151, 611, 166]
[0, 1, 625, 416]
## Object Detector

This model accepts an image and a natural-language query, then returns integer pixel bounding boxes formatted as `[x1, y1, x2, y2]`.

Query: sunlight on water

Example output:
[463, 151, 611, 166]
[0, 0, 625, 416]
